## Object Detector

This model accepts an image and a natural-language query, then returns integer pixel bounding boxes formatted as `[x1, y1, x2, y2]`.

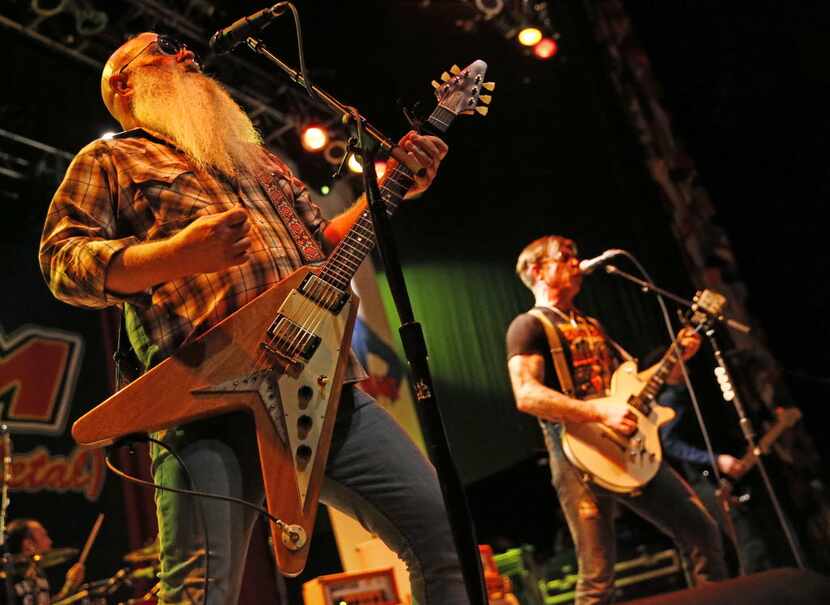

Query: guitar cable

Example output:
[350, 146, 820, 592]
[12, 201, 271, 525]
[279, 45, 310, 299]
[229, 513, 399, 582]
[107, 436, 208, 605]
[107, 432, 316, 601]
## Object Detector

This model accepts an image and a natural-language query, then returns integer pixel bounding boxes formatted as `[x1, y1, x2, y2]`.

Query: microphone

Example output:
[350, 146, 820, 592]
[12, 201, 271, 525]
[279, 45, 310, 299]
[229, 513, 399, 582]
[209, 3, 288, 54]
[578, 249, 625, 275]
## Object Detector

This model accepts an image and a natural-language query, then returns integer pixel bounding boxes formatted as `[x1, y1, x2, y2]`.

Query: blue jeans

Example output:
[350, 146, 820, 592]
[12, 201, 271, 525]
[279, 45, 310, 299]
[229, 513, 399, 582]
[150, 386, 468, 605]
[543, 423, 727, 605]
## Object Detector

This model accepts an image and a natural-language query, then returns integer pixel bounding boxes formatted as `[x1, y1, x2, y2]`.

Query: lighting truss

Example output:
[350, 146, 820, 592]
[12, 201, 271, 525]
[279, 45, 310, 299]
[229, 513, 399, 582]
[0, 0, 344, 147]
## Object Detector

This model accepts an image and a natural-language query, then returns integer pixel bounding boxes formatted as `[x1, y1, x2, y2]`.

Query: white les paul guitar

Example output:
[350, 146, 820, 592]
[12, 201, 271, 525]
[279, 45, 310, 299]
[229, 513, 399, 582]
[561, 290, 727, 494]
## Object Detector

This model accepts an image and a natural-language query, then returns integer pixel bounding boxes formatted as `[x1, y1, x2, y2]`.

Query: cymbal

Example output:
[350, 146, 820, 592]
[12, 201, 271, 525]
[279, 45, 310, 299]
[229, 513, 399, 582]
[124, 536, 159, 564]
[12, 547, 79, 569]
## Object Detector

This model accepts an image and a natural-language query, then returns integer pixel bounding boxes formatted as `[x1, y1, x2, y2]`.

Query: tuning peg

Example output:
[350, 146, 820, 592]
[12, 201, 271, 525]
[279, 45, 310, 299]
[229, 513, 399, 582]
[479, 95, 492, 105]
[441, 72, 451, 82]
[475, 106, 489, 116]
[450, 64, 461, 75]
[431, 80, 441, 89]
[461, 110, 475, 116]
[482, 81, 496, 91]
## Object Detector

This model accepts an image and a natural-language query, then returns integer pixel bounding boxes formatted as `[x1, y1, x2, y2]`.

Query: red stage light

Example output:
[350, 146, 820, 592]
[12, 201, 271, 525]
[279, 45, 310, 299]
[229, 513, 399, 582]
[533, 37, 558, 60]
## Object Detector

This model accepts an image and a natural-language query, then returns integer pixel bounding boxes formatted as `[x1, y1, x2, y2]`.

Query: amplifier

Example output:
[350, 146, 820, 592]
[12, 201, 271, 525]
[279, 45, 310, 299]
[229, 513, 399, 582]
[303, 567, 400, 605]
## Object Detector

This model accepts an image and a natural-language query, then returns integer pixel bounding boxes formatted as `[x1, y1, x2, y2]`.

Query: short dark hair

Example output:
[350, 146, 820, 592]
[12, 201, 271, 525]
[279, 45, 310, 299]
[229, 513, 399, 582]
[515, 235, 577, 289]
[6, 519, 35, 554]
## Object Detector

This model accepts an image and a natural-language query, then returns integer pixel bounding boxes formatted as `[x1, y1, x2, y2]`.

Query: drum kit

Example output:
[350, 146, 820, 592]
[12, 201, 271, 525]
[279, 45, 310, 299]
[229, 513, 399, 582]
[42, 538, 161, 605]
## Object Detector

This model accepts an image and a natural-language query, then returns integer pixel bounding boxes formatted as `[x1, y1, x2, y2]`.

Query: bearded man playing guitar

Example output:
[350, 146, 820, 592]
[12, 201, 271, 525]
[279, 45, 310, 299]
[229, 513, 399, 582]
[506, 235, 727, 605]
[39, 32, 469, 605]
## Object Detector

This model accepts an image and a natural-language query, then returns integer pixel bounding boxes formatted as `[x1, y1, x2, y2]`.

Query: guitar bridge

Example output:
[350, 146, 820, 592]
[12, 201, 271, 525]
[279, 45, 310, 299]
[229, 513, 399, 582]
[259, 342, 303, 378]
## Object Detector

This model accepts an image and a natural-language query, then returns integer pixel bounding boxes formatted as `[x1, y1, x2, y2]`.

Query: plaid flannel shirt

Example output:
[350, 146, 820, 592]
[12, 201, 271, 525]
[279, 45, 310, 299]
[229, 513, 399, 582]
[40, 129, 366, 380]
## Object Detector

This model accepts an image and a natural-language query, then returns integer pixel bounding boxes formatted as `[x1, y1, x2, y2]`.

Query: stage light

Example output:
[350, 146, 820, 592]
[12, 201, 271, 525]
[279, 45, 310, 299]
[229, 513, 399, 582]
[517, 27, 542, 47]
[474, 0, 504, 19]
[347, 153, 363, 174]
[300, 126, 328, 152]
[344, 157, 385, 176]
[321, 185, 331, 195]
[533, 37, 558, 60]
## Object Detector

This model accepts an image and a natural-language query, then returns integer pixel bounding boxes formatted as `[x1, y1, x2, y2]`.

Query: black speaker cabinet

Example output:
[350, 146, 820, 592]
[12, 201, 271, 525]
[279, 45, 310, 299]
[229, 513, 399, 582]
[622, 568, 830, 605]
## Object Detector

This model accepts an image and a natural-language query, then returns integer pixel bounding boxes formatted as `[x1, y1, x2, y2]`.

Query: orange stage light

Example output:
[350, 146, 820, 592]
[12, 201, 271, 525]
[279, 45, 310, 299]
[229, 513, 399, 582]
[301, 126, 328, 152]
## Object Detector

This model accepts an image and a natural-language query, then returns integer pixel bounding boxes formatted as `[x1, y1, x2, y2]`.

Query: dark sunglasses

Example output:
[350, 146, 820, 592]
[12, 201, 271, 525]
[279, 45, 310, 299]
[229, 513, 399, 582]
[118, 35, 198, 75]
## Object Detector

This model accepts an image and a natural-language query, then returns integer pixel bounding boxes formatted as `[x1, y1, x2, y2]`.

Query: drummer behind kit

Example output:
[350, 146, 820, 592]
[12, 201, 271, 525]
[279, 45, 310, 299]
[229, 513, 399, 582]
[49, 536, 160, 605]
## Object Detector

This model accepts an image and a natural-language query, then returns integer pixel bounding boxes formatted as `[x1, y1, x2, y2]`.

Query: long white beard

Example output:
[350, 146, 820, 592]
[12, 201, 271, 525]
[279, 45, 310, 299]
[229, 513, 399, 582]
[131, 66, 263, 177]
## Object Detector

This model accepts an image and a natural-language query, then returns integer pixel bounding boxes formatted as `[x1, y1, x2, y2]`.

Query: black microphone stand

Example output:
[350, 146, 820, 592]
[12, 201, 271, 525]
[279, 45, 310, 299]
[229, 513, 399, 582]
[241, 34, 488, 605]
[604, 264, 806, 569]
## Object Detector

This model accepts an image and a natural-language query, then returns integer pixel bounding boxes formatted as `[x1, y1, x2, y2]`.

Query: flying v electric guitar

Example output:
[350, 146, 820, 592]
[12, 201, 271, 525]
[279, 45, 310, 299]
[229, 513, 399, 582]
[72, 61, 493, 576]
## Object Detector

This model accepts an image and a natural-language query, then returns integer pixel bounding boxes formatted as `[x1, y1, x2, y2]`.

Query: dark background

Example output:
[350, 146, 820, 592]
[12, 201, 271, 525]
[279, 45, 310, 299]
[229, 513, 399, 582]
[2, 0, 829, 599]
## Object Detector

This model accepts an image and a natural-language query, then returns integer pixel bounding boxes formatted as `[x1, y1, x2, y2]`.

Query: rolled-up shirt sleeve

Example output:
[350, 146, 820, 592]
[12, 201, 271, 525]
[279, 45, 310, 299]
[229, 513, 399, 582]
[39, 143, 142, 309]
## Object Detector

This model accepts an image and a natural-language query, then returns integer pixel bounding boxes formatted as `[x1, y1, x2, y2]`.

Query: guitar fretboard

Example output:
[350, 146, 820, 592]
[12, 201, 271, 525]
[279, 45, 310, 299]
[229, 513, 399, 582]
[630, 343, 684, 416]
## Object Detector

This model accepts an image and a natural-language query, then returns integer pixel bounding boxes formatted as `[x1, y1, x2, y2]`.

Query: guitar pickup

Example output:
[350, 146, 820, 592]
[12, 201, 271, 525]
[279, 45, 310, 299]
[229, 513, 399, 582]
[265, 315, 321, 361]
[299, 274, 349, 313]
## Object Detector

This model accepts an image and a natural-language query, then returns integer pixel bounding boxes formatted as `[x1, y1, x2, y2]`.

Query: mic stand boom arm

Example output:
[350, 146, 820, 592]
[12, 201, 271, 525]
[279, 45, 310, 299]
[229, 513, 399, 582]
[603, 265, 750, 333]
[244, 37, 426, 178]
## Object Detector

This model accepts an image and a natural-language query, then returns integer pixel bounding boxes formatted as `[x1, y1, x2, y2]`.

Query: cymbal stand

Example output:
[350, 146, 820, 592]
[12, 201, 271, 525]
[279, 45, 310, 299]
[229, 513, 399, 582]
[1, 426, 14, 605]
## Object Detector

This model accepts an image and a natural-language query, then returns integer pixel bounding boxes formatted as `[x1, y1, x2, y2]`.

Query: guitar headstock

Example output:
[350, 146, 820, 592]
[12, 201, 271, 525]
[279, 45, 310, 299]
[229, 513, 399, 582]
[776, 407, 803, 429]
[690, 289, 727, 328]
[431, 60, 493, 117]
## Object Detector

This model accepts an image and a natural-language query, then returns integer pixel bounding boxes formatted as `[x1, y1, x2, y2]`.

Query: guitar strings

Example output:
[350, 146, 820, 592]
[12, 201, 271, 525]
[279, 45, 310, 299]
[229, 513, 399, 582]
[249, 117, 430, 373]
[298, 168, 414, 348]
[284, 167, 413, 360]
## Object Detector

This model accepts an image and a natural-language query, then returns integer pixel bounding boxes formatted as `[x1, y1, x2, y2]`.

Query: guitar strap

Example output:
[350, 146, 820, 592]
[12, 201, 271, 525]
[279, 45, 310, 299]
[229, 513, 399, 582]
[253, 157, 325, 264]
[528, 309, 576, 398]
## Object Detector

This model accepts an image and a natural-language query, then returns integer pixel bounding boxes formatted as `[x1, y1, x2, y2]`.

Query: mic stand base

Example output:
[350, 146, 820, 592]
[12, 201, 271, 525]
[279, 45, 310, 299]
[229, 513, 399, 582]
[713, 480, 746, 575]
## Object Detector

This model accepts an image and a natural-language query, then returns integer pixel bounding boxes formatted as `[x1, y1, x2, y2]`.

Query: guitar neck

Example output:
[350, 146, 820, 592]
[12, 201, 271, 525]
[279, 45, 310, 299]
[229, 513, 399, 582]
[631, 342, 683, 414]
[315, 106, 455, 292]
[734, 410, 802, 480]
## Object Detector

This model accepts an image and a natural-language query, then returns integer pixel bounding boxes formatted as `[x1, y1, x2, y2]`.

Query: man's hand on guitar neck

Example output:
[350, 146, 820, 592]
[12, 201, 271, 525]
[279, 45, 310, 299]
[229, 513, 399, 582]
[322, 131, 448, 247]
[386, 131, 448, 199]
[677, 326, 702, 361]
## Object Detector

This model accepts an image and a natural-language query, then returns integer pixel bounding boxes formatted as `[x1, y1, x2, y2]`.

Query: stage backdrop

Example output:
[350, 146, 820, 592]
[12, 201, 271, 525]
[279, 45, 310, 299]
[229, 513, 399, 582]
[1, 176, 136, 589]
